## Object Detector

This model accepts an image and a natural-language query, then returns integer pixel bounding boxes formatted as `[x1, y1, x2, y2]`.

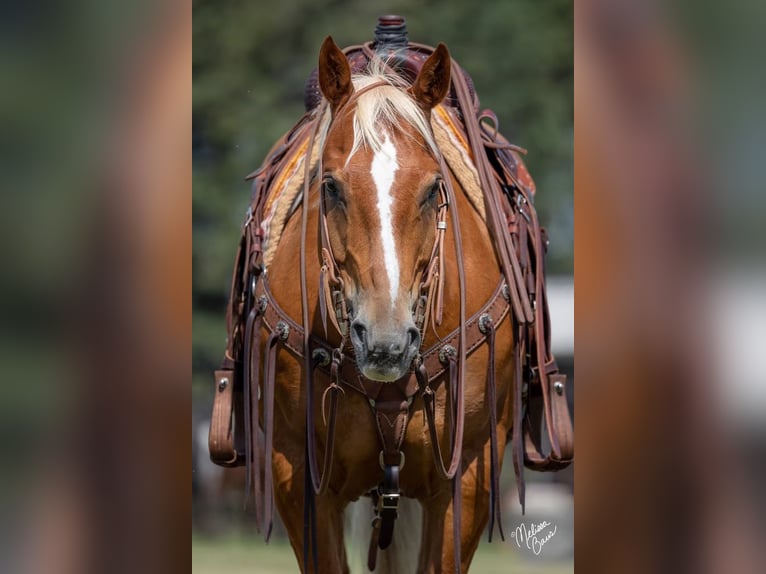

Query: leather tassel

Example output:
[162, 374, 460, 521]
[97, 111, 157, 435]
[262, 331, 280, 542]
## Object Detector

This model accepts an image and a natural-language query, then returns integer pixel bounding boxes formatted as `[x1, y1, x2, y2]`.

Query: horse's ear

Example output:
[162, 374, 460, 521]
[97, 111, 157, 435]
[318, 36, 353, 113]
[411, 43, 451, 110]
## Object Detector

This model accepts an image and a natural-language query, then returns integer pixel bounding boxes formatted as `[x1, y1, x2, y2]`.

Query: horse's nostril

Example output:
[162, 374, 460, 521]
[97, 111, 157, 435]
[407, 327, 421, 350]
[351, 321, 368, 349]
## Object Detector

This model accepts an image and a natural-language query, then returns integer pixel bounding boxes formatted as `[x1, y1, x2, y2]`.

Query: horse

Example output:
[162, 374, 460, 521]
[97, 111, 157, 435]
[210, 30, 572, 573]
[264, 37, 512, 573]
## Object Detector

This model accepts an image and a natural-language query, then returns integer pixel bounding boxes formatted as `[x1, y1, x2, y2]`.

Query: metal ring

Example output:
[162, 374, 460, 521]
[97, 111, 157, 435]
[502, 284, 510, 302]
[379, 450, 405, 471]
[478, 313, 493, 334]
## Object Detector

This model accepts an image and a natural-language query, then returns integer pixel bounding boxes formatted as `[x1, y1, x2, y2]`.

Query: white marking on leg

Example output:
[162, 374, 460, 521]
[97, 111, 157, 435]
[371, 133, 400, 307]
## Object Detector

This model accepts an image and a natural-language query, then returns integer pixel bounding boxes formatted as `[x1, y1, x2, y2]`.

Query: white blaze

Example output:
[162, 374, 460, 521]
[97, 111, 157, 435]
[371, 133, 400, 307]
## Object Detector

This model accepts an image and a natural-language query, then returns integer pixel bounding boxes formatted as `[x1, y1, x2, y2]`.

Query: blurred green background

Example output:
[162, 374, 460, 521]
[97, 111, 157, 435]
[193, 0, 572, 571]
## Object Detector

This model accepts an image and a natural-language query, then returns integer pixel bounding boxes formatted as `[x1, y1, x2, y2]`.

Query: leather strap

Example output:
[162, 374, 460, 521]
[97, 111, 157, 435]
[243, 307, 262, 523]
[483, 318, 505, 542]
[524, 373, 574, 469]
[208, 369, 241, 466]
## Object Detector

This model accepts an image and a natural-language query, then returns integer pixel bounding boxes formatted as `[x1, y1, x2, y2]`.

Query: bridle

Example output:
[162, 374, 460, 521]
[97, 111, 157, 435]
[310, 80, 451, 340]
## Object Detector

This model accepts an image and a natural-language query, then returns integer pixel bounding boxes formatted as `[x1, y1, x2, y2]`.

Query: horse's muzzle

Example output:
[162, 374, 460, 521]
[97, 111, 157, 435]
[350, 319, 421, 382]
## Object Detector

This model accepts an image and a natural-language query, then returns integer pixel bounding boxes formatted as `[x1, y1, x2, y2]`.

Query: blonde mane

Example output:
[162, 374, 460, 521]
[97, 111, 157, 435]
[318, 59, 440, 161]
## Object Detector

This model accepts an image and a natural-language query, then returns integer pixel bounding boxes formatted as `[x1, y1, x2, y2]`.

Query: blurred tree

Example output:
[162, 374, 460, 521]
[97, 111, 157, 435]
[193, 1, 572, 397]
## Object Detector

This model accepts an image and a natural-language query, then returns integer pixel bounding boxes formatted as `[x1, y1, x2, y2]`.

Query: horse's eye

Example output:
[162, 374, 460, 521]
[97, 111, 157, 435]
[323, 178, 338, 197]
[323, 177, 343, 205]
[428, 183, 440, 202]
[422, 179, 442, 208]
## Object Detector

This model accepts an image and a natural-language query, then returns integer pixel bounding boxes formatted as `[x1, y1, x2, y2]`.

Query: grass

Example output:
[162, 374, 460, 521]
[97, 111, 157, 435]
[193, 536, 297, 574]
[192, 535, 573, 574]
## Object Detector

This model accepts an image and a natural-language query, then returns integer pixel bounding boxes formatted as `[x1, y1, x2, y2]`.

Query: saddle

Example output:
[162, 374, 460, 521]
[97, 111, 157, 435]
[208, 15, 573, 573]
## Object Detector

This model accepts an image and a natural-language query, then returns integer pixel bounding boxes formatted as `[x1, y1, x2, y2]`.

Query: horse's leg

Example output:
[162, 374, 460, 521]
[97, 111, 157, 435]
[272, 445, 349, 573]
[418, 441, 501, 573]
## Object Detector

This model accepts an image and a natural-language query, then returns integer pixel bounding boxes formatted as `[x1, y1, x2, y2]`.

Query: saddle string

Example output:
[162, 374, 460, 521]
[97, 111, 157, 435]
[262, 329, 282, 541]
[243, 305, 262, 526]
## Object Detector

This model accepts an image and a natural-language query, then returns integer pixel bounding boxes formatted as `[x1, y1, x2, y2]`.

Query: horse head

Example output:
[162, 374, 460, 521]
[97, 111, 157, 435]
[317, 37, 451, 382]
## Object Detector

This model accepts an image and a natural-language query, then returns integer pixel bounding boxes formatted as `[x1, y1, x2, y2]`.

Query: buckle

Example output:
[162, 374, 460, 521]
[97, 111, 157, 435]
[377, 492, 400, 514]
